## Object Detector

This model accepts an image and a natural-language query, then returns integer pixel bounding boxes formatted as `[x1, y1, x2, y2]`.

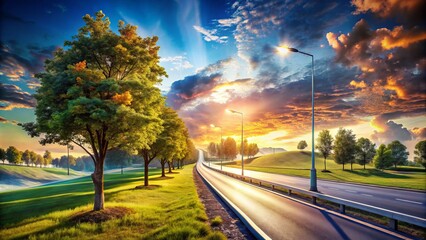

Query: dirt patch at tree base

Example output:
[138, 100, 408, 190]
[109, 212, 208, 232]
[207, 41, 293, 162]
[70, 207, 133, 223]
[135, 185, 161, 190]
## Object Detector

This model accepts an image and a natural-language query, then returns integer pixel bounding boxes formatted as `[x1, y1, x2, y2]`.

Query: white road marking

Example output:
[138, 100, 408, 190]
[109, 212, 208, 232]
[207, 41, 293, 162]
[345, 190, 357, 193]
[361, 194, 373, 197]
[395, 198, 423, 205]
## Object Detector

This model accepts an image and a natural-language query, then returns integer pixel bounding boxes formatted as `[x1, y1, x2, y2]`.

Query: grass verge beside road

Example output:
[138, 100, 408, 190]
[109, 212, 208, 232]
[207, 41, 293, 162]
[222, 151, 426, 191]
[0, 165, 225, 239]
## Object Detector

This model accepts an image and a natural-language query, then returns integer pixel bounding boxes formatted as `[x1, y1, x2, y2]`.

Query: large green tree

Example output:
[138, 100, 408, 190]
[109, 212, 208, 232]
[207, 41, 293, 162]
[374, 144, 392, 170]
[414, 140, 426, 168]
[21, 11, 166, 210]
[316, 130, 333, 171]
[333, 128, 356, 170]
[387, 140, 409, 169]
[355, 137, 376, 170]
[6, 146, 22, 165]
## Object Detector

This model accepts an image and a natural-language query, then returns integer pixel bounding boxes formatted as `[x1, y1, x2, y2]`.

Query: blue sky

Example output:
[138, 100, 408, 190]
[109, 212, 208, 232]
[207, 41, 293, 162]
[1, 0, 425, 157]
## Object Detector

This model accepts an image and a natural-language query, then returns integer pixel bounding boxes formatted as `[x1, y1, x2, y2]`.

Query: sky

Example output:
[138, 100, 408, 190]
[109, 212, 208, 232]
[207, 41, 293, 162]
[0, 0, 425, 158]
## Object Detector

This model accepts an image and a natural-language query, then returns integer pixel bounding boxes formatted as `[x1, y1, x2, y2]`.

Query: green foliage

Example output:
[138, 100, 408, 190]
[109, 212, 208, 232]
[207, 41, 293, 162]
[208, 142, 217, 157]
[6, 146, 22, 165]
[223, 137, 237, 159]
[297, 140, 308, 150]
[374, 144, 393, 169]
[43, 150, 52, 167]
[20, 11, 167, 210]
[355, 137, 376, 169]
[0, 148, 6, 163]
[248, 142, 259, 158]
[211, 216, 223, 227]
[316, 130, 333, 170]
[105, 149, 131, 169]
[22, 150, 31, 166]
[414, 140, 426, 168]
[387, 140, 409, 168]
[333, 128, 356, 170]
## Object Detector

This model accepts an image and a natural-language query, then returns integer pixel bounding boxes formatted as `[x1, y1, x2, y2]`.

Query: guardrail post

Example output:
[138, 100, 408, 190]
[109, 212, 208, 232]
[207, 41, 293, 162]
[288, 189, 292, 196]
[250, 179, 252, 183]
[339, 204, 346, 214]
[272, 185, 275, 190]
[388, 219, 397, 230]
[259, 181, 262, 186]
[312, 196, 317, 205]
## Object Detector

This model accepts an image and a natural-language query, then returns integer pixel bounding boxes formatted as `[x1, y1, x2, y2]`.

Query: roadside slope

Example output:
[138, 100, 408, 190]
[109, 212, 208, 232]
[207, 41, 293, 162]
[0, 165, 83, 191]
[224, 151, 426, 190]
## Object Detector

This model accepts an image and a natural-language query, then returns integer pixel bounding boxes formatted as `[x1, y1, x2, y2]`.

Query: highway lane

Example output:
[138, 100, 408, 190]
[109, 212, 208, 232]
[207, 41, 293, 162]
[197, 152, 404, 240]
[206, 162, 426, 219]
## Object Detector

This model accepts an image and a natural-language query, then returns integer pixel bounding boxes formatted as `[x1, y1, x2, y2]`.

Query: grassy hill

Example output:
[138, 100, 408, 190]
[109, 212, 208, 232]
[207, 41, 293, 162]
[0, 165, 84, 191]
[225, 151, 426, 190]
[0, 165, 224, 239]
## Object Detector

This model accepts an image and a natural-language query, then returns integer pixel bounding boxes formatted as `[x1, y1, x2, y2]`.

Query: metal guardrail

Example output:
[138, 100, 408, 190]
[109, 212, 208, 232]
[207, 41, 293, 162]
[202, 162, 426, 231]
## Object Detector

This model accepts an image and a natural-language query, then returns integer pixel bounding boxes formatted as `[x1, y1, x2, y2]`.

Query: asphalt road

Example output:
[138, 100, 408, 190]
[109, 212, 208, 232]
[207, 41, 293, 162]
[197, 152, 404, 240]
[206, 162, 426, 219]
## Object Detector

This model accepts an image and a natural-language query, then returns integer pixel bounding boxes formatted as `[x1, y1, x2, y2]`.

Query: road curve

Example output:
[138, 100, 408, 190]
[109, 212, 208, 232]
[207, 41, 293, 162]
[207, 162, 426, 219]
[198, 152, 406, 240]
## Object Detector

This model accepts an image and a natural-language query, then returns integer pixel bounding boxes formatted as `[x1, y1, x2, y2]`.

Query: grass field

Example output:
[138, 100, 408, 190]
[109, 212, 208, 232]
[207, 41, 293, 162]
[223, 151, 426, 190]
[0, 165, 85, 191]
[0, 165, 225, 239]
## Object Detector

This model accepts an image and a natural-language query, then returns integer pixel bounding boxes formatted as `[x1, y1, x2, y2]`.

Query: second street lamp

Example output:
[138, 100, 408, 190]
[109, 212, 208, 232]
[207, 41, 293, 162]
[226, 109, 244, 176]
[277, 45, 317, 192]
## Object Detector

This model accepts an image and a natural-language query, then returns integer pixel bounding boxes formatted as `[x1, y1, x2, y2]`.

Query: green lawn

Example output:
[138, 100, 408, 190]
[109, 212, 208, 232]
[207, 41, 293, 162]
[223, 151, 426, 190]
[0, 164, 83, 180]
[0, 165, 225, 239]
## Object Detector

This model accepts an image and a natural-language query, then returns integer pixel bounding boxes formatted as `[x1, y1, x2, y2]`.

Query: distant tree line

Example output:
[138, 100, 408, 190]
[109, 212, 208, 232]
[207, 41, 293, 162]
[0, 146, 53, 168]
[207, 137, 259, 160]
[303, 128, 426, 171]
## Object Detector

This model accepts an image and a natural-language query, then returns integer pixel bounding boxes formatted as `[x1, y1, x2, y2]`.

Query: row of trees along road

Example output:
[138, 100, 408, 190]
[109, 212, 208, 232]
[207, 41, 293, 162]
[0, 147, 52, 167]
[311, 128, 425, 171]
[207, 138, 259, 160]
[20, 11, 196, 211]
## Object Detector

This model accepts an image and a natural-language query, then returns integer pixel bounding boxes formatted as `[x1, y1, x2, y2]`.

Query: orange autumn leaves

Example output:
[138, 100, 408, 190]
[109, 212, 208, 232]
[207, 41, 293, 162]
[112, 91, 132, 105]
[74, 60, 132, 106]
[75, 60, 87, 71]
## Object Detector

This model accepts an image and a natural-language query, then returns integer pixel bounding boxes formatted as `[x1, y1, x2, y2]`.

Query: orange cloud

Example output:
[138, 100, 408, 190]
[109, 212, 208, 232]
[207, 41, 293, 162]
[349, 80, 367, 89]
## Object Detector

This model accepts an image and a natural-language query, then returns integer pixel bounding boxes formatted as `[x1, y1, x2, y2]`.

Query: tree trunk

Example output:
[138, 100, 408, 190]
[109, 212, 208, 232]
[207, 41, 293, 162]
[168, 161, 172, 173]
[91, 163, 104, 211]
[342, 163, 345, 170]
[351, 162, 353, 171]
[324, 157, 327, 171]
[161, 161, 166, 177]
[364, 162, 366, 170]
[144, 158, 149, 186]
[172, 159, 175, 170]
[394, 163, 397, 169]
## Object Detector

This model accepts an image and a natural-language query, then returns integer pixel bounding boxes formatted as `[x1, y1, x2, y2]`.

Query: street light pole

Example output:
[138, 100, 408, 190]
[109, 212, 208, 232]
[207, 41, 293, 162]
[277, 46, 317, 192]
[227, 109, 244, 176]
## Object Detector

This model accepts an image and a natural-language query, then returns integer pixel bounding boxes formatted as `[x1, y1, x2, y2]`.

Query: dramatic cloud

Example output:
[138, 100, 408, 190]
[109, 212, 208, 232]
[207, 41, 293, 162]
[411, 127, 426, 140]
[167, 59, 233, 109]
[371, 120, 412, 143]
[0, 83, 36, 110]
[0, 116, 18, 125]
[351, 0, 426, 24]
[193, 25, 228, 43]
[0, 42, 57, 88]
[218, 0, 348, 60]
